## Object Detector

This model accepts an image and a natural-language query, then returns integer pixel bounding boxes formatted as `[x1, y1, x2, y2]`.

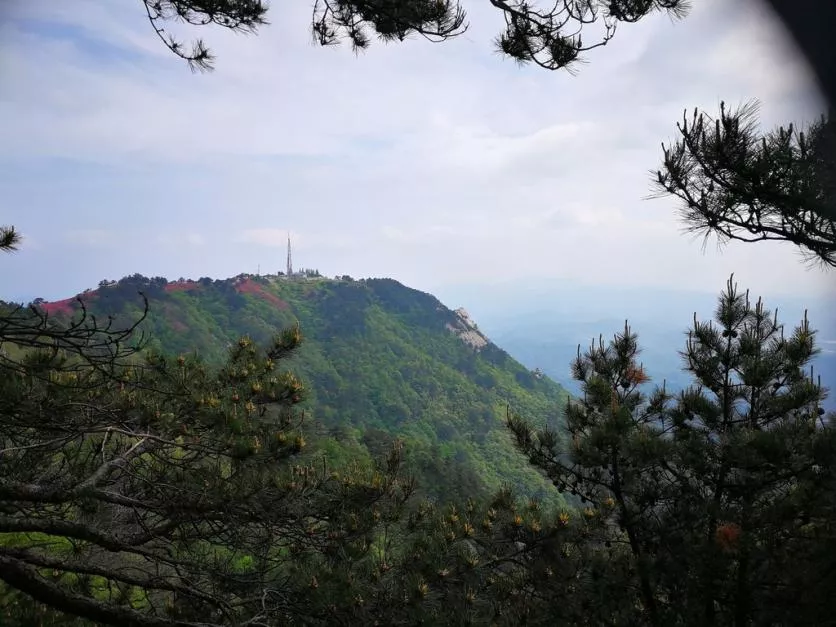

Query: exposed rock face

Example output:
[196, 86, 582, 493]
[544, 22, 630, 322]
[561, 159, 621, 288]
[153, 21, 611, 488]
[446, 307, 489, 351]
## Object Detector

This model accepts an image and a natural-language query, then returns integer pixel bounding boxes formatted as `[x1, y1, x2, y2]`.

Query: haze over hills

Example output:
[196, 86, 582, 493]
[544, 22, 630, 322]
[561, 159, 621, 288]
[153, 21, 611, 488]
[33, 272, 570, 506]
[433, 278, 836, 408]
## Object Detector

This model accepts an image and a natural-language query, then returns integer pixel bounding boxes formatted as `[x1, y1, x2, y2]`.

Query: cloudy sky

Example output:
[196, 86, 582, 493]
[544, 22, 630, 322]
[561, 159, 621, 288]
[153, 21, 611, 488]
[0, 0, 833, 304]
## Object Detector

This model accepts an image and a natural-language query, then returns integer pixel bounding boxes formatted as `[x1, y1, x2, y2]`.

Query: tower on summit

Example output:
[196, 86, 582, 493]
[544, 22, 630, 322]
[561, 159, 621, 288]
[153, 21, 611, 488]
[286, 233, 293, 277]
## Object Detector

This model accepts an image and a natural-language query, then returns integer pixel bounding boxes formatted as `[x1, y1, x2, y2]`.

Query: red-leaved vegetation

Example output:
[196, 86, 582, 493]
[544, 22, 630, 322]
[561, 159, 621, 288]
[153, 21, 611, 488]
[39, 298, 77, 316]
[235, 279, 289, 310]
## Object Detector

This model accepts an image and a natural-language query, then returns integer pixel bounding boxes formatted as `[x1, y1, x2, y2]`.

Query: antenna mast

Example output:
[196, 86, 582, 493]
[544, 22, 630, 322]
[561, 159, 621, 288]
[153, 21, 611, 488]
[286, 233, 293, 277]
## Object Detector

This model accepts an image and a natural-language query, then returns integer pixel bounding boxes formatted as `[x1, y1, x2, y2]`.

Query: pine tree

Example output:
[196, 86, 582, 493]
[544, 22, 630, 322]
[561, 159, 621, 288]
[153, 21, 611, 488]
[508, 276, 835, 626]
[0, 298, 415, 626]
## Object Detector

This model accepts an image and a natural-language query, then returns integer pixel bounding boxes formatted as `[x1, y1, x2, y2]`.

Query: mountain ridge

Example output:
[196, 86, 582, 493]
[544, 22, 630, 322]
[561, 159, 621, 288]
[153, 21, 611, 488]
[32, 272, 571, 506]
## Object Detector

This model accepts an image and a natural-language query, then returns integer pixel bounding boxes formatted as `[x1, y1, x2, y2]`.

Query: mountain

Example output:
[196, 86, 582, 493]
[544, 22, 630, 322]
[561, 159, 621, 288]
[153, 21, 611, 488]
[34, 273, 570, 505]
[433, 279, 836, 409]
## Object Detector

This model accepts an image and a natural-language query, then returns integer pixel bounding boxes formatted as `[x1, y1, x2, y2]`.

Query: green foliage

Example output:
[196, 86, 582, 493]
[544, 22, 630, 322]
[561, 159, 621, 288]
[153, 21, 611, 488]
[35, 274, 570, 507]
[0, 286, 635, 626]
[0, 308, 418, 626]
[8, 268, 836, 626]
[509, 276, 836, 625]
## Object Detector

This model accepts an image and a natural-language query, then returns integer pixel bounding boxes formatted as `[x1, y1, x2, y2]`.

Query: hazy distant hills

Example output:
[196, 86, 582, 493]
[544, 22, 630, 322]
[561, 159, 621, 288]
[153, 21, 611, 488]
[435, 279, 836, 409]
[488, 318, 694, 393]
[34, 274, 570, 505]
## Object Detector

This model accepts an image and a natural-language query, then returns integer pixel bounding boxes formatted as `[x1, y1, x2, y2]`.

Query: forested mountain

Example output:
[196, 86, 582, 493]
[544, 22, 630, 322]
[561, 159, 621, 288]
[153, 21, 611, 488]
[6, 274, 834, 627]
[34, 273, 570, 505]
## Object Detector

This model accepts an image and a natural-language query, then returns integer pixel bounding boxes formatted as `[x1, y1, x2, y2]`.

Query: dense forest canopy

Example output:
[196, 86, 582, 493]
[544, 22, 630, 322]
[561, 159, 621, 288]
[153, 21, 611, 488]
[2, 268, 834, 625]
[17, 273, 571, 507]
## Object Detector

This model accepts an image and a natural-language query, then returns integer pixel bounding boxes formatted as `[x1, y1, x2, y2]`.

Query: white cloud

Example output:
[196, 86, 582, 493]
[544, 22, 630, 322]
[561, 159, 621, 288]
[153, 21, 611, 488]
[235, 229, 292, 248]
[0, 0, 832, 305]
[63, 229, 115, 248]
[426, 121, 599, 175]
[380, 225, 463, 245]
[156, 232, 206, 246]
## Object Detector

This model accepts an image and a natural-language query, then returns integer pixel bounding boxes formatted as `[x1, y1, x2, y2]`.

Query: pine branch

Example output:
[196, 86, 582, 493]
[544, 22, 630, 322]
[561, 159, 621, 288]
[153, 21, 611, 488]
[141, 0, 268, 71]
[0, 555, 207, 627]
[140, 0, 689, 73]
[653, 102, 836, 268]
[0, 225, 21, 252]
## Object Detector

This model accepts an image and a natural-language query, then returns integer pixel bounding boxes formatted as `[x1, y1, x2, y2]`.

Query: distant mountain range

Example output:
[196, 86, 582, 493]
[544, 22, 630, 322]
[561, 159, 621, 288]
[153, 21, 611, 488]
[433, 278, 836, 409]
[32, 273, 570, 506]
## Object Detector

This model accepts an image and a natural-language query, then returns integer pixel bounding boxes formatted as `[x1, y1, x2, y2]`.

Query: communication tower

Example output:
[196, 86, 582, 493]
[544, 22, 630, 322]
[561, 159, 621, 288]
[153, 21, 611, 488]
[286, 233, 293, 277]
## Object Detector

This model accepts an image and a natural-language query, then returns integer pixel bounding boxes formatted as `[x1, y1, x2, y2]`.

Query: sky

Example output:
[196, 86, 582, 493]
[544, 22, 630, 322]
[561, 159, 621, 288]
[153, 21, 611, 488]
[0, 0, 834, 306]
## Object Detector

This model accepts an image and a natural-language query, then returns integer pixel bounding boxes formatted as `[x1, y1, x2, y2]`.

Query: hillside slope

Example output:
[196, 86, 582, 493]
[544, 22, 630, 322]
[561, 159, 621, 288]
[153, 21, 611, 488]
[36, 274, 570, 505]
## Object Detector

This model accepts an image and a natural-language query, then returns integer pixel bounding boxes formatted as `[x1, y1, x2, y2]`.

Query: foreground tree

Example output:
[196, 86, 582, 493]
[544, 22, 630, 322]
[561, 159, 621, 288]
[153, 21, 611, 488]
[138, 0, 834, 112]
[0, 295, 670, 627]
[0, 298, 415, 626]
[509, 276, 836, 625]
[143, 0, 690, 72]
[654, 102, 836, 267]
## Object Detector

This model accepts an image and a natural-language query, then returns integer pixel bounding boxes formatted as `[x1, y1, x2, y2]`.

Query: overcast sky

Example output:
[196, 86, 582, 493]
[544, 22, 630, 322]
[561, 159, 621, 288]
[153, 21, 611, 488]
[0, 0, 833, 304]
